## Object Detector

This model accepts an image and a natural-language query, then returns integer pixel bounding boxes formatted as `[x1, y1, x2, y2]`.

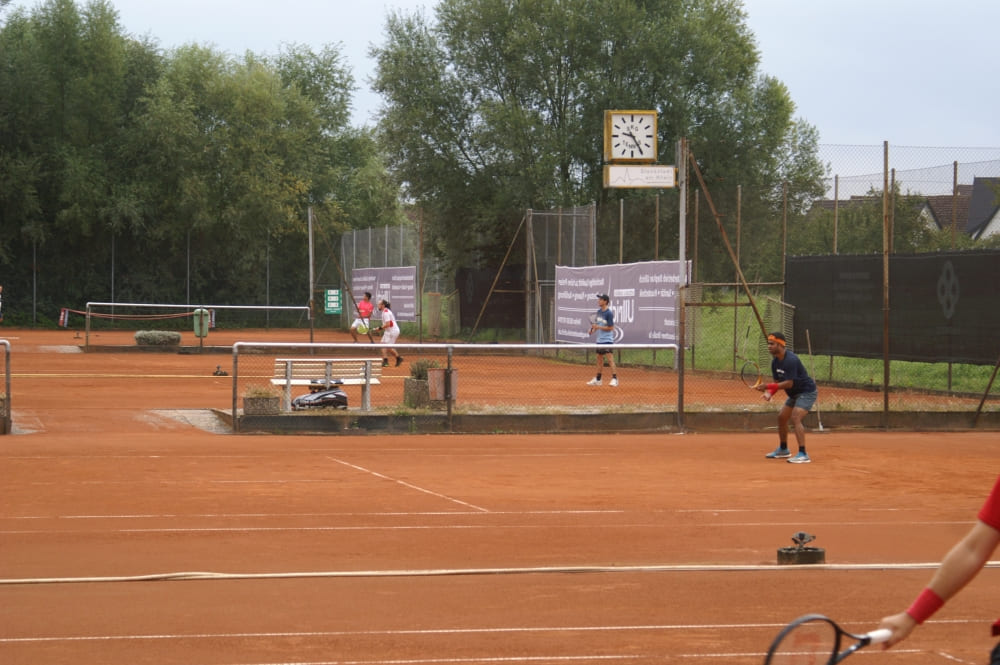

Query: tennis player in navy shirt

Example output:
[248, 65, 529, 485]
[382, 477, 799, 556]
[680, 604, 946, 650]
[755, 331, 817, 463]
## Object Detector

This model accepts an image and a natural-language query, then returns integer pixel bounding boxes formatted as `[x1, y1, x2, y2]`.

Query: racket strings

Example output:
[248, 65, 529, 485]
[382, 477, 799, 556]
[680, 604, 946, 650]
[767, 619, 838, 665]
[740, 360, 762, 389]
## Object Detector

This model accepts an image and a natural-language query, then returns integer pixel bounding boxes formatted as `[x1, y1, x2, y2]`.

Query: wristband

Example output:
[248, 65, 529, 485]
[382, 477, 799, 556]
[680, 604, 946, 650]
[766, 383, 779, 393]
[905, 587, 944, 624]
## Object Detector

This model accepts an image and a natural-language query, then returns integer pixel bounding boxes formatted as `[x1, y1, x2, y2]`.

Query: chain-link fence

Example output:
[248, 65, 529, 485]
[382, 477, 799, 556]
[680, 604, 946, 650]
[678, 143, 1000, 415]
[528, 205, 597, 343]
[336, 208, 596, 344]
[0, 340, 9, 434]
[336, 224, 459, 340]
[324, 144, 1000, 420]
[232, 341, 681, 433]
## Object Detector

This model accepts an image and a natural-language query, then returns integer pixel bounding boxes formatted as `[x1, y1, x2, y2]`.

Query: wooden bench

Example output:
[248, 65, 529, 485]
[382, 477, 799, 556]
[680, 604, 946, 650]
[271, 358, 383, 411]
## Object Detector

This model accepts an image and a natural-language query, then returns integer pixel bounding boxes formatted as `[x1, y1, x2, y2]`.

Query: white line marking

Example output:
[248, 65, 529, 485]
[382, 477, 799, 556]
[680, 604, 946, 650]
[3, 563, 997, 585]
[0, 520, 977, 535]
[328, 457, 490, 512]
[0, 617, 947, 653]
[3, 510, 625, 521]
[935, 651, 978, 664]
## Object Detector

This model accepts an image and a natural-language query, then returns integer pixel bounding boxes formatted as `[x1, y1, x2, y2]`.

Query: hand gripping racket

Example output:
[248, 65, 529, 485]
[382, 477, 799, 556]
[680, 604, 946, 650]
[764, 614, 891, 665]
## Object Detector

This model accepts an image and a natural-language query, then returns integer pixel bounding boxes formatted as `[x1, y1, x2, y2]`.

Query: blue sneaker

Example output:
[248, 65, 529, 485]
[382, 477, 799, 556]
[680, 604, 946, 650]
[787, 451, 811, 464]
[765, 447, 791, 459]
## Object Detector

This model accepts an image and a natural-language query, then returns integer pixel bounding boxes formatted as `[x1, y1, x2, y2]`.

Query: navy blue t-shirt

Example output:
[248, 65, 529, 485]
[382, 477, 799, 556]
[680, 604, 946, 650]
[770, 349, 816, 396]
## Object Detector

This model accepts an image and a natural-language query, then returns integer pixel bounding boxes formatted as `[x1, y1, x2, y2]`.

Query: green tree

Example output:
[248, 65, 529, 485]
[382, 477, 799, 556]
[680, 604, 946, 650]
[1, 0, 400, 320]
[371, 0, 825, 275]
[789, 183, 949, 258]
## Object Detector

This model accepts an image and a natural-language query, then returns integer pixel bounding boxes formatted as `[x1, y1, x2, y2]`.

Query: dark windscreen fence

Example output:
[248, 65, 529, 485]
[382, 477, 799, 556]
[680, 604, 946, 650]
[456, 266, 526, 330]
[787, 251, 1000, 365]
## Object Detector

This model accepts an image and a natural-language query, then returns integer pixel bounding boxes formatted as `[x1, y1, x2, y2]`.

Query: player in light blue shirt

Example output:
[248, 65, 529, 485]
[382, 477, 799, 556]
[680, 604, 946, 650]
[586, 294, 618, 387]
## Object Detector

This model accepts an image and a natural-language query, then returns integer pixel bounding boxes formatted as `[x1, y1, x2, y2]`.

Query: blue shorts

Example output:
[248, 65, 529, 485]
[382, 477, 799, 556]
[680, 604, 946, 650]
[785, 389, 817, 411]
[596, 344, 614, 355]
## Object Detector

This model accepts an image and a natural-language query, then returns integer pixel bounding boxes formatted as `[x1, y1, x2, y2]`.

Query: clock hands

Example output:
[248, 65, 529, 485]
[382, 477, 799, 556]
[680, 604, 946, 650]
[622, 130, 643, 155]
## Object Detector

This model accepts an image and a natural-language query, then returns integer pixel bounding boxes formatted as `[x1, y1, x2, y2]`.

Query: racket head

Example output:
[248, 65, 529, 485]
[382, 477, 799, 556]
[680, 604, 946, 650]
[589, 313, 600, 325]
[765, 614, 890, 665]
[357, 323, 369, 335]
[764, 614, 840, 665]
[740, 360, 763, 389]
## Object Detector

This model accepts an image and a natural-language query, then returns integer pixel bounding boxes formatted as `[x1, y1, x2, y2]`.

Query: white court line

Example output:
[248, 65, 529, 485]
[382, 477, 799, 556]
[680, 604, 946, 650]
[0, 520, 977, 535]
[0, 619, 954, 642]
[3, 510, 626, 521]
[4, 562, 998, 585]
[328, 456, 490, 513]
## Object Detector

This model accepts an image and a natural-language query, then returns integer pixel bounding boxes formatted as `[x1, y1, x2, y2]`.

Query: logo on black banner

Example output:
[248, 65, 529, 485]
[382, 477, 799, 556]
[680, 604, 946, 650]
[936, 260, 959, 319]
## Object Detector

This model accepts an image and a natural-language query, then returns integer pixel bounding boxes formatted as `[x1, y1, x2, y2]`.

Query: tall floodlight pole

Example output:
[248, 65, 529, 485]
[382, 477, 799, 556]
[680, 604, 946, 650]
[881, 142, 890, 426]
[308, 206, 315, 342]
[677, 138, 687, 430]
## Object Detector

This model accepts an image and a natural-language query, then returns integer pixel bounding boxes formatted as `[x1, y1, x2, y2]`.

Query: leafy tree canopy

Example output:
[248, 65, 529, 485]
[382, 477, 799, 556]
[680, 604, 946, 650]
[0, 0, 404, 318]
[371, 0, 825, 270]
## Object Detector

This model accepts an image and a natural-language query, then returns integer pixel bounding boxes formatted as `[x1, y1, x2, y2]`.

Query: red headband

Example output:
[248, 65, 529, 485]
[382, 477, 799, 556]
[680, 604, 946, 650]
[767, 334, 786, 347]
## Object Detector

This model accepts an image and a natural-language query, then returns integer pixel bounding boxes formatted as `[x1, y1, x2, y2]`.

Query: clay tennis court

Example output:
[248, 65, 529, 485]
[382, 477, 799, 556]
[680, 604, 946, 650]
[1, 329, 997, 665]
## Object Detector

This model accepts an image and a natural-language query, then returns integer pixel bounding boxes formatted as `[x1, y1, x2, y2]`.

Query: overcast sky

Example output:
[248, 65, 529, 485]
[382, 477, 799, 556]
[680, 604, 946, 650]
[7, 0, 1000, 176]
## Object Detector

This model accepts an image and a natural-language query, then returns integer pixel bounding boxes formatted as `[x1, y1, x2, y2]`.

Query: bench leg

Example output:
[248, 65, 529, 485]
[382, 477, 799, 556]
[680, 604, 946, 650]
[362, 383, 371, 411]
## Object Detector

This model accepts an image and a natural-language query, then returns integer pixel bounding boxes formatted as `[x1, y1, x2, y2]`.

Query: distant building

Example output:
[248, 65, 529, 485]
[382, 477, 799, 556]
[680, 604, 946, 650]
[917, 184, 972, 233]
[810, 177, 1000, 240]
[966, 177, 1000, 239]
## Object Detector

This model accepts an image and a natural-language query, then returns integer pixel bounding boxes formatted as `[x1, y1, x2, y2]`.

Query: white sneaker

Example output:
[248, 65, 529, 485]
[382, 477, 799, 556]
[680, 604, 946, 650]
[609, 377, 618, 387]
[587, 377, 601, 386]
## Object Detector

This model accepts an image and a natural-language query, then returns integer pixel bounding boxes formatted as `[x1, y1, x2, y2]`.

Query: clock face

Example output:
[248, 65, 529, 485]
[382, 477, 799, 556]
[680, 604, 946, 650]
[607, 112, 657, 162]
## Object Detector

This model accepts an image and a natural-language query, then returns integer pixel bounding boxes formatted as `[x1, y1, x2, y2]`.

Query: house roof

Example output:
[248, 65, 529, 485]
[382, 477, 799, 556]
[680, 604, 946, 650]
[923, 184, 972, 231]
[808, 182, 997, 237]
[966, 177, 1000, 236]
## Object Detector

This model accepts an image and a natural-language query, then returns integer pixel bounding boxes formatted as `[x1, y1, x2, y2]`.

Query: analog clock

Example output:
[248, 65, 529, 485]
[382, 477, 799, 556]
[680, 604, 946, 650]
[604, 110, 657, 163]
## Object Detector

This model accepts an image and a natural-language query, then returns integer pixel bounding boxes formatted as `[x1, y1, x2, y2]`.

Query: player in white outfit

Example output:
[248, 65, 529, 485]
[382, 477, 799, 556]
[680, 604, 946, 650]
[376, 299, 403, 367]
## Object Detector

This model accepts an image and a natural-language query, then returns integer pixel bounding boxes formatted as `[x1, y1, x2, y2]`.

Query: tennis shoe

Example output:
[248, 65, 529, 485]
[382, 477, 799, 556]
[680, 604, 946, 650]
[609, 377, 619, 387]
[787, 452, 811, 464]
[587, 377, 601, 386]
[765, 446, 791, 459]
[395, 356, 404, 367]
[381, 359, 390, 367]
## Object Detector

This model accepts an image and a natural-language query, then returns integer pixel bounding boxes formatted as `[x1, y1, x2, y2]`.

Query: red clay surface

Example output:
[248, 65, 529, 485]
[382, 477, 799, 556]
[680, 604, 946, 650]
[1, 328, 997, 665]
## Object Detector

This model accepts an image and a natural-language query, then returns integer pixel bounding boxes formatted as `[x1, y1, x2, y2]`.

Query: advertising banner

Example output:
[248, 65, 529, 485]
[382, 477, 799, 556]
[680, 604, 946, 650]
[350, 266, 418, 323]
[555, 261, 689, 344]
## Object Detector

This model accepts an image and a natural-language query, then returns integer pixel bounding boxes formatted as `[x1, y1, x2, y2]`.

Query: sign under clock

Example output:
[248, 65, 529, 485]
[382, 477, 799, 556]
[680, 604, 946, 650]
[604, 110, 657, 163]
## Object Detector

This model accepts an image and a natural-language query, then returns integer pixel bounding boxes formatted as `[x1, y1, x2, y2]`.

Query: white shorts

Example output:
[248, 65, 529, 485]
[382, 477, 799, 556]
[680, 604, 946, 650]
[381, 326, 400, 344]
[351, 317, 371, 329]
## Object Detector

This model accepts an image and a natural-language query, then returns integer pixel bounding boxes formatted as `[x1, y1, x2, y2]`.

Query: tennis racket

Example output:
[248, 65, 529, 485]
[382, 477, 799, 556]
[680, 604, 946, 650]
[740, 359, 763, 389]
[764, 614, 891, 665]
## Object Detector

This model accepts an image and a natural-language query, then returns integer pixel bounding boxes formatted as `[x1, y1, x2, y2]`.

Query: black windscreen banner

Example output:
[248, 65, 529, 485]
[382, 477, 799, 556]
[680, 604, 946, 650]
[787, 251, 1000, 365]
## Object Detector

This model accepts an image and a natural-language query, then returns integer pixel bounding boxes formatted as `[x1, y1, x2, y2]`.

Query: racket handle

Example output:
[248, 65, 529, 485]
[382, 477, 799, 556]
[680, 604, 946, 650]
[865, 628, 892, 644]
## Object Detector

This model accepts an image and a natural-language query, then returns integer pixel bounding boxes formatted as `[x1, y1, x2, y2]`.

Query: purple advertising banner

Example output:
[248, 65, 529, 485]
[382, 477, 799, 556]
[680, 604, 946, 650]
[350, 266, 418, 322]
[555, 261, 689, 344]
